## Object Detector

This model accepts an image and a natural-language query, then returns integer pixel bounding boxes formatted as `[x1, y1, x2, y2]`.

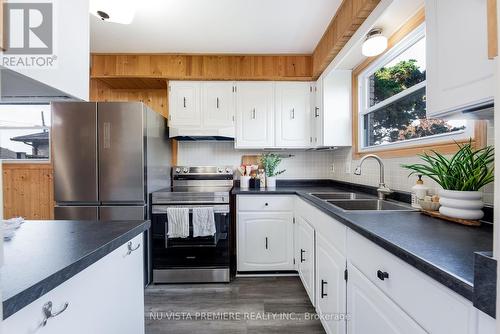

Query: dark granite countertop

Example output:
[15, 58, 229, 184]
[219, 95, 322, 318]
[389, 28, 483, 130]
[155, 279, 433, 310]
[233, 182, 493, 302]
[2, 220, 150, 320]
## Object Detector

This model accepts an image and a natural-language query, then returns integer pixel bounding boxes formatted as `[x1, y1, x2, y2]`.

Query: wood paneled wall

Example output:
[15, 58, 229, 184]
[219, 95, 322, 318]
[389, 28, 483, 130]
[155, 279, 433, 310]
[91, 54, 313, 81]
[90, 79, 168, 117]
[2, 163, 54, 219]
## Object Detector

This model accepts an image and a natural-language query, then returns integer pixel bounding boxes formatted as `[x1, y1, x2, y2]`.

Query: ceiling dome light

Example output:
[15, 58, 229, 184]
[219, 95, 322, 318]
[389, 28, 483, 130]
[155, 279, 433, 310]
[90, 0, 136, 24]
[362, 28, 388, 57]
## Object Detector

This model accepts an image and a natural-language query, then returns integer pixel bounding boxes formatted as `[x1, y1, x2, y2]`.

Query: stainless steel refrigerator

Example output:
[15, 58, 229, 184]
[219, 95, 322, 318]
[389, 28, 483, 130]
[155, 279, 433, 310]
[52, 102, 171, 283]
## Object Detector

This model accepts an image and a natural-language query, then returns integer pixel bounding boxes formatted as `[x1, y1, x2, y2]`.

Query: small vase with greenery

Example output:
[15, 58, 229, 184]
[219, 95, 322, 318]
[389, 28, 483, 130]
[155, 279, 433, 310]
[402, 140, 494, 220]
[260, 153, 286, 188]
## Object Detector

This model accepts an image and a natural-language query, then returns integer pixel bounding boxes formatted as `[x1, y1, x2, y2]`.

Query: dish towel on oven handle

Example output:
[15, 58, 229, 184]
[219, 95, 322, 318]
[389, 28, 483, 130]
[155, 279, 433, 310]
[166, 207, 190, 238]
[192, 207, 216, 237]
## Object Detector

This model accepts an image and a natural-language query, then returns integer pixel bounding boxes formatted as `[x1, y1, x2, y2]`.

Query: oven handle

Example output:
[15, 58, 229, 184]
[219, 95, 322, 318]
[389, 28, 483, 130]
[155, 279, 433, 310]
[152, 205, 230, 214]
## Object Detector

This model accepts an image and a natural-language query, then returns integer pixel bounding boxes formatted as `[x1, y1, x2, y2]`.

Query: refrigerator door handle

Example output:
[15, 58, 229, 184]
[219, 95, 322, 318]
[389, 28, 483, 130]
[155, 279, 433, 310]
[103, 122, 111, 149]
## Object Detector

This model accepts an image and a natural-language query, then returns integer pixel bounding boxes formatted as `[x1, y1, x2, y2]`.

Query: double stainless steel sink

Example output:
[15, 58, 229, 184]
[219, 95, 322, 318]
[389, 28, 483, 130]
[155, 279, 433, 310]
[309, 192, 415, 212]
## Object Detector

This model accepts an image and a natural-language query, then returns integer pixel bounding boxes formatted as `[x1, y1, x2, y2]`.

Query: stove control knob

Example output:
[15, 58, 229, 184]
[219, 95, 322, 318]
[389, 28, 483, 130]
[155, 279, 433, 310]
[218, 167, 224, 173]
[182, 168, 189, 173]
[225, 168, 232, 174]
[175, 168, 181, 173]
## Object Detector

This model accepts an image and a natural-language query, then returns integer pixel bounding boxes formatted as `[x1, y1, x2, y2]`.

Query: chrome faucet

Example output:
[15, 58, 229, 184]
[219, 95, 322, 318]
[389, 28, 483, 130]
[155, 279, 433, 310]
[354, 154, 393, 200]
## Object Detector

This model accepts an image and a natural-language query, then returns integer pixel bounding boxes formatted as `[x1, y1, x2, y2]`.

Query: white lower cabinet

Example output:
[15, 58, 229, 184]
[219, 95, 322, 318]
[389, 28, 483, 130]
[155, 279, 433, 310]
[237, 197, 492, 334]
[237, 212, 294, 271]
[315, 233, 347, 334]
[4, 234, 145, 334]
[346, 263, 427, 334]
[296, 216, 315, 305]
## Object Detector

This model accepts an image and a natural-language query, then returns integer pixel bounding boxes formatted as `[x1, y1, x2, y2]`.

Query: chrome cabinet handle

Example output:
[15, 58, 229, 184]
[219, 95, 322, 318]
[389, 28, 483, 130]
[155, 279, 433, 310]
[290, 108, 295, 119]
[125, 241, 141, 256]
[40, 301, 69, 327]
[265, 237, 268, 249]
[314, 107, 320, 117]
[300, 249, 306, 262]
[183, 97, 187, 108]
[216, 97, 220, 109]
[251, 108, 256, 119]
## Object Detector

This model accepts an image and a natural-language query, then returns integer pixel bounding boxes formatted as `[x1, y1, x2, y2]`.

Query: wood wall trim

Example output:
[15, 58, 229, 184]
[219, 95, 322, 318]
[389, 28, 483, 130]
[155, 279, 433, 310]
[350, 8, 486, 160]
[90, 54, 313, 81]
[311, 0, 382, 78]
[2, 163, 54, 220]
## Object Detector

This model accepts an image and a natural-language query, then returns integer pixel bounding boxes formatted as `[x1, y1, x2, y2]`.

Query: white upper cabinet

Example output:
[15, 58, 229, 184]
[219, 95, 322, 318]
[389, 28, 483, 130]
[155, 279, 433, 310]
[5, 0, 89, 100]
[311, 70, 352, 148]
[169, 81, 201, 127]
[311, 78, 323, 147]
[275, 82, 312, 148]
[168, 81, 236, 137]
[202, 82, 235, 128]
[235, 82, 275, 148]
[426, 0, 495, 118]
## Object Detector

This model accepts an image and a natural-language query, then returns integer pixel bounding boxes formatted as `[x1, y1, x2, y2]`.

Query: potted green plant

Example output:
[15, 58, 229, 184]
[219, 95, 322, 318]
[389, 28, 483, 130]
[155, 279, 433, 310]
[260, 153, 286, 188]
[402, 141, 494, 220]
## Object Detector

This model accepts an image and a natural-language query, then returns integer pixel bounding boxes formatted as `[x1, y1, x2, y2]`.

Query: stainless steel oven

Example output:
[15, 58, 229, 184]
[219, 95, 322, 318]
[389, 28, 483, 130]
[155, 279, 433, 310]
[151, 166, 233, 283]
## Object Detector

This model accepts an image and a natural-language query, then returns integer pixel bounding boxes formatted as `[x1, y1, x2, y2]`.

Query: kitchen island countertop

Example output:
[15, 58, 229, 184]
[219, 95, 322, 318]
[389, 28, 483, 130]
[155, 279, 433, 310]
[2, 220, 150, 319]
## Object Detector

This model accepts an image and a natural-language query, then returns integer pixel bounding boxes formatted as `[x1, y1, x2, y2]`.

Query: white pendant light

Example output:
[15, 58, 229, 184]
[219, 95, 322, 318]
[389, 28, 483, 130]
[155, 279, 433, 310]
[90, 0, 137, 24]
[362, 28, 388, 57]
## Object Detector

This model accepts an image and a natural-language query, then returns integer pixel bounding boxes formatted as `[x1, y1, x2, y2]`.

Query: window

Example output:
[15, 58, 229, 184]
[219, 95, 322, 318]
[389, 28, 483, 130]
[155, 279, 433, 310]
[0, 104, 51, 160]
[357, 24, 472, 151]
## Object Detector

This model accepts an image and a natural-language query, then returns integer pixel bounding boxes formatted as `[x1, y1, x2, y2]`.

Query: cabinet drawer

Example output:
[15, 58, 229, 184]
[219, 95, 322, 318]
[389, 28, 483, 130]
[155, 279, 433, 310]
[237, 195, 294, 212]
[347, 230, 474, 334]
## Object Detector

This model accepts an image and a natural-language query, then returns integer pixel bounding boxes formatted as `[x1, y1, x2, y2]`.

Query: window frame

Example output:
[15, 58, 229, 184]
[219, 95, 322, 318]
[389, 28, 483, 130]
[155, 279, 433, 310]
[351, 9, 485, 159]
[0, 104, 51, 163]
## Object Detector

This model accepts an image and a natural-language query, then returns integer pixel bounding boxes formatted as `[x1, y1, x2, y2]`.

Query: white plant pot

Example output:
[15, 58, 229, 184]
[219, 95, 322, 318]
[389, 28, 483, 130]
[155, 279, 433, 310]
[439, 189, 484, 220]
[266, 176, 277, 188]
[240, 176, 251, 189]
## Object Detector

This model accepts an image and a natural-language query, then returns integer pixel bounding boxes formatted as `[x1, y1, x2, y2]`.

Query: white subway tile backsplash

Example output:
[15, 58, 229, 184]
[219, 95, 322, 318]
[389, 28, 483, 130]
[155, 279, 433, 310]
[177, 121, 494, 206]
[177, 142, 335, 179]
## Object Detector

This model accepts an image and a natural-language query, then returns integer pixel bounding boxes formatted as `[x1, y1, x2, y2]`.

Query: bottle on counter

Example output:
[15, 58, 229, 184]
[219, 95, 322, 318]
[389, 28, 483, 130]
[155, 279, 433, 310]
[411, 175, 428, 209]
[258, 169, 266, 188]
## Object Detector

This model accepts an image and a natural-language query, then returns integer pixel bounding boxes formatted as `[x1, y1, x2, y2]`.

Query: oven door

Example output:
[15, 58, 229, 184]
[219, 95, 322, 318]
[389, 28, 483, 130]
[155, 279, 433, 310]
[151, 204, 230, 269]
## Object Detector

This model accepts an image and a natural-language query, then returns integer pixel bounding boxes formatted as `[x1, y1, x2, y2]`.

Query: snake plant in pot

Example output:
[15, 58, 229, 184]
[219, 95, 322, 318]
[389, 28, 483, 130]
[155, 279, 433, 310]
[402, 141, 494, 220]
[260, 153, 286, 188]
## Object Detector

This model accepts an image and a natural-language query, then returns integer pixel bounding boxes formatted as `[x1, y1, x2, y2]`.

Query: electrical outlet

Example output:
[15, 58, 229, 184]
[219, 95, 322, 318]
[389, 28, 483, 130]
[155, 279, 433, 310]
[345, 163, 351, 174]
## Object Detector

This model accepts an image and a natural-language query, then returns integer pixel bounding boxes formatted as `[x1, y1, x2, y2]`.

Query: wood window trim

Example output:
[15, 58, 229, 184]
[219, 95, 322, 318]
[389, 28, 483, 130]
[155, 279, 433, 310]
[351, 7, 488, 160]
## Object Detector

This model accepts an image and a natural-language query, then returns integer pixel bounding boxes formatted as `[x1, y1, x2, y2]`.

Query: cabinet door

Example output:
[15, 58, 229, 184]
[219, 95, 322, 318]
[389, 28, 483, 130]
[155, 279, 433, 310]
[316, 233, 346, 334]
[347, 263, 426, 334]
[275, 82, 312, 148]
[168, 81, 201, 127]
[235, 82, 275, 148]
[237, 212, 294, 271]
[3, 234, 144, 334]
[296, 216, 315, 306]
[426, 0, 495, 117]
[202, 82, 235, 128]
[312, 79, 323, 147]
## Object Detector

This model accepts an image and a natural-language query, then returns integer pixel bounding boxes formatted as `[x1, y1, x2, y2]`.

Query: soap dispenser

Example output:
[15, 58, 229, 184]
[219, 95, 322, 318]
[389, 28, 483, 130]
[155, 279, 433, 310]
[411, 175, 428, 209]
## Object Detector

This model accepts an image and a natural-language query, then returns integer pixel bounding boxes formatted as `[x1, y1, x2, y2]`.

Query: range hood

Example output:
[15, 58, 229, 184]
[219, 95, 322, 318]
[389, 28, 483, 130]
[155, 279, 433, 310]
[0, 67, 78, 103]
[168, 126, 235, 141]
[430, 99, 494, 121]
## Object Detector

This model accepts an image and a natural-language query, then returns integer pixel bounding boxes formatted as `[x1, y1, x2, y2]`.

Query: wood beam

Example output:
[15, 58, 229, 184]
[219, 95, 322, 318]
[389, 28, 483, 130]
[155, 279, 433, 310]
[312, 0, 381, 78]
